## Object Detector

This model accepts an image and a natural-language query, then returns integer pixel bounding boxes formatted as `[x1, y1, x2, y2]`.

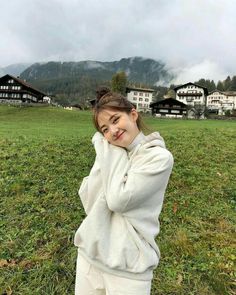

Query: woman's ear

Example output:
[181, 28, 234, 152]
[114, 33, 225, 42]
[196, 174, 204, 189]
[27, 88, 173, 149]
[130, 108, 138, 122]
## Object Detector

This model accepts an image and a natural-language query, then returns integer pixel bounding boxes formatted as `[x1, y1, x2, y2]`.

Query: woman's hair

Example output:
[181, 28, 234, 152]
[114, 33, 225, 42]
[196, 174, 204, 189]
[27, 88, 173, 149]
[93, 87, 145, 132]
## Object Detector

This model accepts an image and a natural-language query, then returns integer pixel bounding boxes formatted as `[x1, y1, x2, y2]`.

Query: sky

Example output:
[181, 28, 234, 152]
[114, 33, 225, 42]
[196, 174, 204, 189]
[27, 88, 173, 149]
[1, 0, 236, 84]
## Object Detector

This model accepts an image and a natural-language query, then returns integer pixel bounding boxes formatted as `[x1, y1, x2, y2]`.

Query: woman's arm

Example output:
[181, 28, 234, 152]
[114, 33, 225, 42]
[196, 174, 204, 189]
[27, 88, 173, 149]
[92, 132, 174, 214]
[78, 155, 103, 215]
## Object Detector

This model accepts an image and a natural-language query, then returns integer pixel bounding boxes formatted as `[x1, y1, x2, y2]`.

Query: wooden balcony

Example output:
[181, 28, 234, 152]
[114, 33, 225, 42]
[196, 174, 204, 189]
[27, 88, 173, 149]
[178, 92, 202, 96]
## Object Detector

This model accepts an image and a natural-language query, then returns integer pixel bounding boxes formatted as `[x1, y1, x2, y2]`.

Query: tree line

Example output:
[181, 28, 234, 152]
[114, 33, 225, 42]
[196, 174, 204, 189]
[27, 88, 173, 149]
[29, 71, 236, 107]
[182, 75, 236, 92]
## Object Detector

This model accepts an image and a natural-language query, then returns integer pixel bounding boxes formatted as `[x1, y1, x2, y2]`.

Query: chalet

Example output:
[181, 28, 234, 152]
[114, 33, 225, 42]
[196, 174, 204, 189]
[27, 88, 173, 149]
[174, 82, 208, 106]
[207, 90, 236, 114]
[0, 74, 50, 104]
[150, 98, 187, 118]
[126, 86, 155, 113]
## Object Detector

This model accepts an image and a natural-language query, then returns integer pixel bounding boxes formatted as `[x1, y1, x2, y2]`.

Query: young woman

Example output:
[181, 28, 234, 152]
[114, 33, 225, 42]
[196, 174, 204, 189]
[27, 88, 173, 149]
[74, 90, 174, 295]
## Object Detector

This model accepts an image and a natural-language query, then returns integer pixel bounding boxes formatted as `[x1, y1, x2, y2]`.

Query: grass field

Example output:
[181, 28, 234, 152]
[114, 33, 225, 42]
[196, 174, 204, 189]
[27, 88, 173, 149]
[0, 105, 235, 295]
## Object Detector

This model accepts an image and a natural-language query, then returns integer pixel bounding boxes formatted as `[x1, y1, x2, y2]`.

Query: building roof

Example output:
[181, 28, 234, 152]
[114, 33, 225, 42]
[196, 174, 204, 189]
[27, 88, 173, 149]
[0, 74, 47, 96]
[150, 97, 187, 107]
[224, 91, 236, 96]
[126, 86, 155, 93]
[208, 89, 225, 95]
[174, 82, 208, 95]
[208, 89, 236, 96]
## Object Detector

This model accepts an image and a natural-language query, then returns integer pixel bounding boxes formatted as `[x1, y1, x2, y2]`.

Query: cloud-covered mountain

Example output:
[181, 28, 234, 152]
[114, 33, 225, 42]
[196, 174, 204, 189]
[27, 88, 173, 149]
[20, 57, 173, 86]
[0, 63, 31, 77]
[18, 57, 174, 105]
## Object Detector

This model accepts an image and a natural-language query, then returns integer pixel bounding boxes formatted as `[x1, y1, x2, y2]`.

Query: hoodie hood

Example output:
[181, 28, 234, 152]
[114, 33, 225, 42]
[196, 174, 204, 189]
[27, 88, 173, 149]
[144, 132, 166, 149]
[127, 131, 166, 152]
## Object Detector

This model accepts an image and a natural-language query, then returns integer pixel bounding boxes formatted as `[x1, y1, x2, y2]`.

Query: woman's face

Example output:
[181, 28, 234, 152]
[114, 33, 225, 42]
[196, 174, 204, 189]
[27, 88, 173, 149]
[97, 108, 140, 148]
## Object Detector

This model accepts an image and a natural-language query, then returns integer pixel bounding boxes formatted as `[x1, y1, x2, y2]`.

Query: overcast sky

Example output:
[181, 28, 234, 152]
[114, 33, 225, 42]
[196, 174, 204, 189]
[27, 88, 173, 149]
[1, 0, 236, 84]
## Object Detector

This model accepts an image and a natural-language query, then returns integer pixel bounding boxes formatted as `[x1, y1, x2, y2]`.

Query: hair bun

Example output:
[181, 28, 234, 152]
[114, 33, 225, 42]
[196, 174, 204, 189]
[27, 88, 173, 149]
[96, 86, 111, 101]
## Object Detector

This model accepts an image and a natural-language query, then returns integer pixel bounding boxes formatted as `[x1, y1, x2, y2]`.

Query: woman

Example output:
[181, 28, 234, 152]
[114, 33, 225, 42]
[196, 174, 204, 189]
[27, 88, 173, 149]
[74, 89, 174, 295]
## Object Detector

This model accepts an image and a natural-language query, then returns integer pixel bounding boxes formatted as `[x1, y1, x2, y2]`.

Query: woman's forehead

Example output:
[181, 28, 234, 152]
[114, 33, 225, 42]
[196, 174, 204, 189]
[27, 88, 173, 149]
[97, 109, 120, 123]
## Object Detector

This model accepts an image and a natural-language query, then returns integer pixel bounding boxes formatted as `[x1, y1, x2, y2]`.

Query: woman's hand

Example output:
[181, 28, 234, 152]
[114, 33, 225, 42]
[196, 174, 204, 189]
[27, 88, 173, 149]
[92, 131, 104, 144]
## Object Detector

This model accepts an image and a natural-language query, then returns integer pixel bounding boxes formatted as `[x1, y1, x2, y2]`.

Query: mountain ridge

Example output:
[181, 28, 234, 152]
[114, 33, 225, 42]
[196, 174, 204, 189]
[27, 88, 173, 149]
[20, 57, 173, 85]
[17, 57, 174, 105]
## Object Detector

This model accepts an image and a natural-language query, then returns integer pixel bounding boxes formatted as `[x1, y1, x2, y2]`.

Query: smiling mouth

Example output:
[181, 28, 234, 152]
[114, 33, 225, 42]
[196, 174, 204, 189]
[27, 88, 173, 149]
[115, 131, 125, 140]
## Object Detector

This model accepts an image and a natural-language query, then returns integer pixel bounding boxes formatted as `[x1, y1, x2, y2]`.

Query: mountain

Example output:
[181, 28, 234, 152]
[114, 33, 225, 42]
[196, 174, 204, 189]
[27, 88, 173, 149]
[0, 63, 31, 77]
[20, 57, 173, 105]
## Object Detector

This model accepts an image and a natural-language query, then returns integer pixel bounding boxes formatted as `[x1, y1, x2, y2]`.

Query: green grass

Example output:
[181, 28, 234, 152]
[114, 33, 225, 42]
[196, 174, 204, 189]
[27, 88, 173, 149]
[0, 105, 236, 295]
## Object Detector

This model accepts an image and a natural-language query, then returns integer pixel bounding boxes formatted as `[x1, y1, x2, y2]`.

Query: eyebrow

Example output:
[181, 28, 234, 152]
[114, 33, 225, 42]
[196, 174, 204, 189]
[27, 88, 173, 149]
[99, 113, 118, 130]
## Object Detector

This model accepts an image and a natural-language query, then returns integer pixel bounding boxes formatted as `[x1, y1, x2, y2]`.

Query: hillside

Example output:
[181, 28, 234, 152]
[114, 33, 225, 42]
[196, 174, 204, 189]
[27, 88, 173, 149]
[19, 57, 173, 104]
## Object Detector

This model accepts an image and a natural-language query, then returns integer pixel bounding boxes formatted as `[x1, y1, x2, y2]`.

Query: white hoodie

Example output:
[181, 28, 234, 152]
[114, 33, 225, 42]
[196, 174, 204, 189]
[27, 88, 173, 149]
[74, 131, 173, 280]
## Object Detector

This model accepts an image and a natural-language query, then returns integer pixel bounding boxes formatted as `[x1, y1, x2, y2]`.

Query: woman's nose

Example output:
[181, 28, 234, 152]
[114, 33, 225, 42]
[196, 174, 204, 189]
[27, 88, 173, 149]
[110, 125, 118, 134]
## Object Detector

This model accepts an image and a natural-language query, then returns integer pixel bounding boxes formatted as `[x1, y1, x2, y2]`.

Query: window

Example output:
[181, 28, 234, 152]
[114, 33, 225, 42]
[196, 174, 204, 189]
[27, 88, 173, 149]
[133, 97, 137, 101]
[145, 93, 149, 97]
[12, 93, 20, 98]
[145, 98, 149, 102]
[134, 92, 138, 95]
[139, 98, 143, 101]
[0, 85, 9, 89]
[139, 92, 143, 96]
[160, 109, 168, 113]
[12, 86, 21, 90]
[8, 79, 14, 84]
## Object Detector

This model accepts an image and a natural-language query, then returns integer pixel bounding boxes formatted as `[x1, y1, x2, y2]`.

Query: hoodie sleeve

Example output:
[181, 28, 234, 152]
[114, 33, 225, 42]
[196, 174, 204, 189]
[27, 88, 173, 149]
[78, 155, 103, 215]
[92, 132, 174, 214]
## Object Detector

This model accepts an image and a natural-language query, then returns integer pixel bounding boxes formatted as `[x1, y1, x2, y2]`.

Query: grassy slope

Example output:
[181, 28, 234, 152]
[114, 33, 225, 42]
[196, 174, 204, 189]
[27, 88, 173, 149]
[0, 105, 235, 295]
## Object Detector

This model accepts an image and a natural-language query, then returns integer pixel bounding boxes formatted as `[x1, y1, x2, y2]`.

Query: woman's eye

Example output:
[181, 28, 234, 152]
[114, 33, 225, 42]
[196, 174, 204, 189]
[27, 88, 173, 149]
[113, 117, 119, 123]
[102, 128, 108, 134]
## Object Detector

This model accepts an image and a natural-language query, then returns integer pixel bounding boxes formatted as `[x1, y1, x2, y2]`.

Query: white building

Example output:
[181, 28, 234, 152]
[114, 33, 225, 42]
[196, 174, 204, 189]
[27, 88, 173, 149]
[126, 86, 155, 113]
[207, 90, 236, 114]
[225, 91, 236, 109]
[43, 96, 51, 104]
[174, 82, 208, 106]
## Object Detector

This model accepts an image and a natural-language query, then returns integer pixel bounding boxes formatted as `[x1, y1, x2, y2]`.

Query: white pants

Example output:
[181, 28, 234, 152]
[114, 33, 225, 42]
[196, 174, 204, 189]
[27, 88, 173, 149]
[75, 253, 152, 295]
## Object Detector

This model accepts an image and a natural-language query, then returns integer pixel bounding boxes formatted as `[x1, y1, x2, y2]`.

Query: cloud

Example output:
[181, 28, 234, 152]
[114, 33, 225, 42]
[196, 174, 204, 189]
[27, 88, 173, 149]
[170, 60, 229, 85]
[1, 0, 236, 83]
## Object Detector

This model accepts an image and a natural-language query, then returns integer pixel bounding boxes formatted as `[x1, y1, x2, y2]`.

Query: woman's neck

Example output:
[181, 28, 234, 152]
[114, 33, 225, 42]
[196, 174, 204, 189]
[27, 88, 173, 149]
[126, 132, 145, 151]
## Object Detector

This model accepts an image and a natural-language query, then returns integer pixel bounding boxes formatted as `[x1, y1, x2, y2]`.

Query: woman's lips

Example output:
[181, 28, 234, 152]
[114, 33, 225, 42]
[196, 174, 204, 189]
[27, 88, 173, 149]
[115, 131, 125, 140]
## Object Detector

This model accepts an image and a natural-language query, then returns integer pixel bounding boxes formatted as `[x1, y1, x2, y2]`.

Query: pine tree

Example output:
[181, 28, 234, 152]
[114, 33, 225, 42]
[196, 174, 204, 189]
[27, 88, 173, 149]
[210, 80, 216, 91]
[217, 81, 224, 91]
[111, 71, 127, 95]
[224, 76, 231, 90]
[229, 76, 236, 91]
